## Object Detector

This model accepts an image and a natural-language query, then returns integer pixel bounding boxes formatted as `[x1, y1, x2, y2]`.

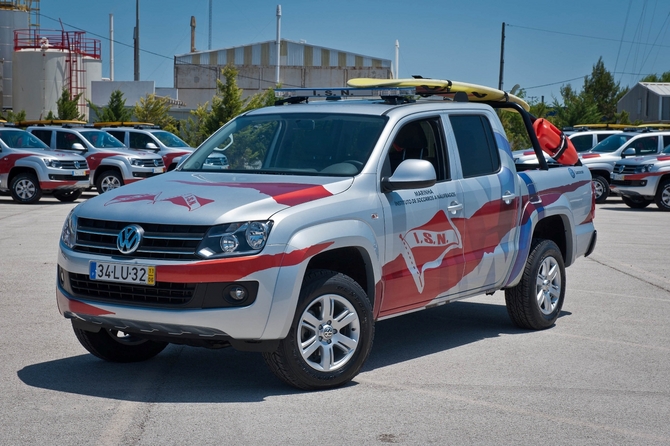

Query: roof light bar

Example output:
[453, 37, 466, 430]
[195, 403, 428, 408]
[275, 87, 416, 99]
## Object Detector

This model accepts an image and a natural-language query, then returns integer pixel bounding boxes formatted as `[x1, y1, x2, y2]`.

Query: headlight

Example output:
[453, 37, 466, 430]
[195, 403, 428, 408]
[60, 208, 77, 248]
[197, 221, 272, 258]
[44, 158, 62, 168]
[130, 158, 143, 166]
[635, 164, 654, 173]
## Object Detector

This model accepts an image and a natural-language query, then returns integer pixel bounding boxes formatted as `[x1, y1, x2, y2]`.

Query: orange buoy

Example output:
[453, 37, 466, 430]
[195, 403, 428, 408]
[533, 118, 579, 165]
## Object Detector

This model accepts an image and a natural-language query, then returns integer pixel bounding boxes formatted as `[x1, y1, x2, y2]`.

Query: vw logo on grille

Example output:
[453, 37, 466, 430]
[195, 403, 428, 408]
[154, 159, 159, 166]
[74, 161, 80, 169]
[117, 225, 144, 254]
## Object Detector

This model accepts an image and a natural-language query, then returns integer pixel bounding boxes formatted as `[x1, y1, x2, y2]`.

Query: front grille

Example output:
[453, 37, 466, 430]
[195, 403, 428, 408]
[59, 160, 90, 170]
[70, 273, 196, 305]
[613, 164, 637, 175]
[75, 217, 208, 260]
[205, 157, 227, 166]
[135, 158, 165, 168]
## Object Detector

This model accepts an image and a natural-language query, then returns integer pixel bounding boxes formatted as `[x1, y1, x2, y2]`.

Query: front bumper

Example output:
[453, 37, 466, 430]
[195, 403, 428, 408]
[56, 245, 291, 342]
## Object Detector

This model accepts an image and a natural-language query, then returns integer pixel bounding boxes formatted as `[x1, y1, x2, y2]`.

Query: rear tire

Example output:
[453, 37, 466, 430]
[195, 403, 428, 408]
[621, 195, 651, 209]
[73, 324, 168, 362]
[95, 170, 123, 194]
[10, 172, 42, 204]
[53, 189, 83, 202]
[654, 179, 670, 211]
[592, 175, 609, 204]
[262, 269, 374, 390]
[505, 239, 565, 330]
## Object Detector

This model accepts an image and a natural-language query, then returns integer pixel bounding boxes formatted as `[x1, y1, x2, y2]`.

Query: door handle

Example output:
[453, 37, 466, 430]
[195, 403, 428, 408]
[502, 191, 516, 205]
[447, 201, 463, 215]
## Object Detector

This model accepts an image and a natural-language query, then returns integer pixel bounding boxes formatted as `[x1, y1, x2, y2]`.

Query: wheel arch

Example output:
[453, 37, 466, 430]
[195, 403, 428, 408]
[93, 164, 123, 184]
[9, 166, 38, 184]
[260, 219, 381, 340]
[532, 214, 570, 266]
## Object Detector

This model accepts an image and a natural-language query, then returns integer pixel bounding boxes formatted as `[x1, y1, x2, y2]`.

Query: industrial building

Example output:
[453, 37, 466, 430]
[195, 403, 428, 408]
[617, 82, 670, 123]
[174, 39, 393, 109]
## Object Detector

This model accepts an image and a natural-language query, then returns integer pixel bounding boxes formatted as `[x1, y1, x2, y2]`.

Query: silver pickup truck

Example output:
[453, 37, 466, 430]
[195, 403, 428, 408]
[55, 85, 596, 390]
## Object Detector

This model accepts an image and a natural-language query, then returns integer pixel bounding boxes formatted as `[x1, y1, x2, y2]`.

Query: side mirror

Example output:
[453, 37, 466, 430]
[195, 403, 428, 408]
[145, 142, 159, 150]
[621, 147, 636, 158]
[381, 159, 436, 192]
[71, 143, 85, 151]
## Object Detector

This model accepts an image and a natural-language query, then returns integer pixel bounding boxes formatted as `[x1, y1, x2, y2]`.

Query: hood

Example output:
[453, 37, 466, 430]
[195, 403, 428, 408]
[15, 148, 86, 161]
[616, 153, 670, 165]
[75, 171, 354, 225]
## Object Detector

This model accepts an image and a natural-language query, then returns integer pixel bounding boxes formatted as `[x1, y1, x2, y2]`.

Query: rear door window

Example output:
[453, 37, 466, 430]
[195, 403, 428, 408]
[31, 129, 52, 146]
[450, 115, 500, 178]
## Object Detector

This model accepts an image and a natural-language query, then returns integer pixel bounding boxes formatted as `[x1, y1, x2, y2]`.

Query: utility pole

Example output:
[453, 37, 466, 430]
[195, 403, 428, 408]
[208, 0, 212, 50]
[134, 0, 140, 81]
[498, 22, 505, 91]
[275, 5, 281, 85]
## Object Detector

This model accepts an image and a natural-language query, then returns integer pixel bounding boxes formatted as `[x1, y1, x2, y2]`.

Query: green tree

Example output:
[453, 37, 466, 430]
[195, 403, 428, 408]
[4, 109, 26, 123]
[581, 57, 628, 123]
[550, 84, 602, 129]
[89, 90, 132, 122]
[47, 88, 85, 121]
[640, 71, 670, 82]
[133, 94, 177, 133]
[180, 64, 276, 147]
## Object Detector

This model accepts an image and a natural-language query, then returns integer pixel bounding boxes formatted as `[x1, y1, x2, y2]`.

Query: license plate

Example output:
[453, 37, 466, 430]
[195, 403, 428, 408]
[153, 167, 164, 173]
[612, 173, 623, 181]
[72, 169, 88, 177]
[90, 261, 155, 286]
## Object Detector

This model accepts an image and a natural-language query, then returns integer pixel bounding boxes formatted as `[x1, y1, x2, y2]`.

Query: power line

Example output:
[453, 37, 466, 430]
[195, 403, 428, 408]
[507, 23, 670, 49]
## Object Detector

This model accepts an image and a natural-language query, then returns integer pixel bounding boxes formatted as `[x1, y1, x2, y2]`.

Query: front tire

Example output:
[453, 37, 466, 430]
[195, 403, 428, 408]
[95, 170, 123, 194]
[505, 239, 565, 330]
[53, 189, 83, 202]
[10, 173, 42, 204]
[73, 324, 168, 362]
[621, 195, 651, 209]
[262, 270, 374, 390]
[654, 179, 670, 211]
[592, 175, 609, 204]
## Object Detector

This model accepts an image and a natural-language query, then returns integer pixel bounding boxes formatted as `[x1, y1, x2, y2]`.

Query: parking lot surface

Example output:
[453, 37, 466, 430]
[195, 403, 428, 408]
[1, 193, 669, 445]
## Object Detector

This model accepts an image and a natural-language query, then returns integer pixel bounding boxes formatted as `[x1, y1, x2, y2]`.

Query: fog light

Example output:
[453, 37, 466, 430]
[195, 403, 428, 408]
[228, 286, 247, 301]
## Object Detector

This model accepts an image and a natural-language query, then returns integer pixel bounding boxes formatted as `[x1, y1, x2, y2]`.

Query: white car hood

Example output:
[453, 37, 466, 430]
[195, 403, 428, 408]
[75, 171, 354, 225]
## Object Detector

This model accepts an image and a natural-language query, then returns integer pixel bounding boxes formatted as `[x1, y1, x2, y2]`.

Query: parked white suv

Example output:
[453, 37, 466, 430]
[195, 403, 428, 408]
[103, 125, 229, 171]
[0, 127, 90, 203]
[580, 130, 670, 203]
[28, 125, 166, 193]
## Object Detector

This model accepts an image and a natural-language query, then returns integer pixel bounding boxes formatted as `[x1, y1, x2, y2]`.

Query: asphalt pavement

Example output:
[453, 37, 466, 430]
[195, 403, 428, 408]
[1, 193, 668, 445]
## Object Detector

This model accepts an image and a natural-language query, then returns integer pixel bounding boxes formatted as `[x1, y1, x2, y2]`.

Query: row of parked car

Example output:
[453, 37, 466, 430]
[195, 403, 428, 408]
[0, 122, 229, 204]
[514, 124, 670, 210]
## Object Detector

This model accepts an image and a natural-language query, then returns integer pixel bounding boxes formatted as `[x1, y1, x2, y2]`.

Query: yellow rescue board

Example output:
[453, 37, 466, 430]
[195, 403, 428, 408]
[18, 119, 87, 126]
[347, 77, 530, 111]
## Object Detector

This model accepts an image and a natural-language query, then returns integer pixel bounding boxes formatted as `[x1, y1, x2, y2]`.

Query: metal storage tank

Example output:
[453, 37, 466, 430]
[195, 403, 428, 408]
[12, 29, 102, 120]
[12, 47, 66, 119]
[0, 8, 29, 110]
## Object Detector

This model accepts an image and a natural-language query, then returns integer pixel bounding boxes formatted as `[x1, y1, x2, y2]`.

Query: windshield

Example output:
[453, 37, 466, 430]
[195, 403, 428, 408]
[180, 113, 387, 176]
[591, 134, 634, 153]
[150, 130, 190, 148]
[0, 130, 50, 149]
[80, 130, 125, 148]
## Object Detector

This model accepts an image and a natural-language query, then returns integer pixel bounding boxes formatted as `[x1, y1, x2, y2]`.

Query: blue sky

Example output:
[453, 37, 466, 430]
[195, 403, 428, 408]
[40, 0, 670, 105]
